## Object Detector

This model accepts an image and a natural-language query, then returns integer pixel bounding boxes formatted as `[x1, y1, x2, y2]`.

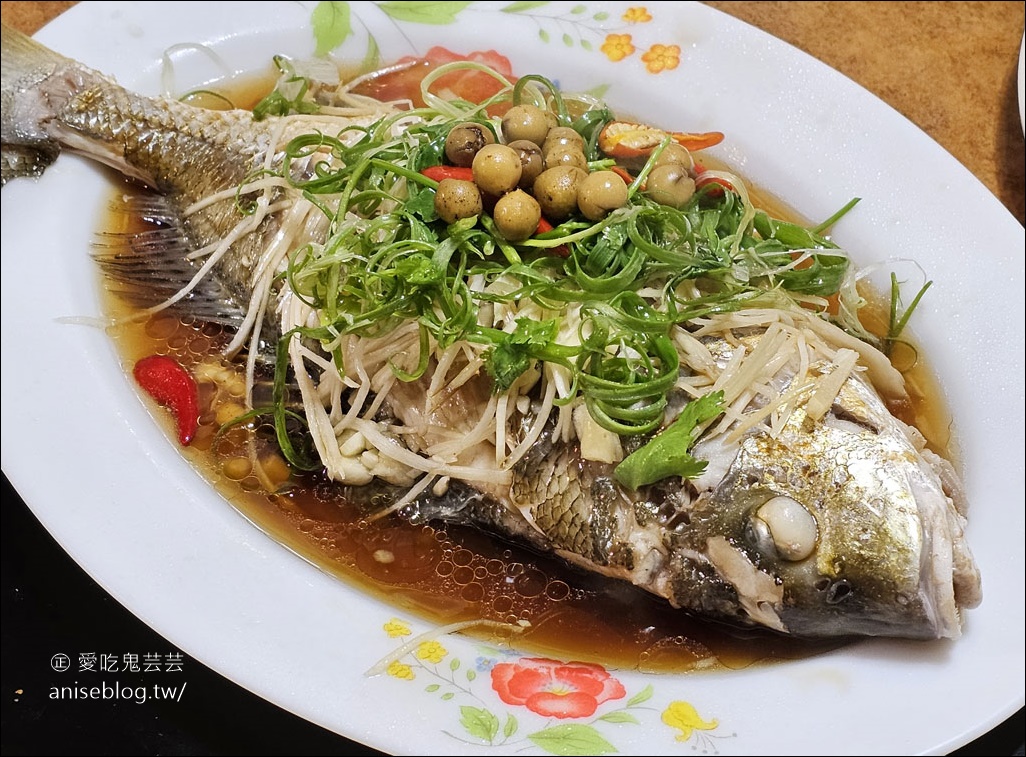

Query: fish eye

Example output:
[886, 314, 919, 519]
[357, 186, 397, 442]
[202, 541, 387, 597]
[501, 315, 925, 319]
[747, 495, 819, 562]
[745, 514, 779, 559]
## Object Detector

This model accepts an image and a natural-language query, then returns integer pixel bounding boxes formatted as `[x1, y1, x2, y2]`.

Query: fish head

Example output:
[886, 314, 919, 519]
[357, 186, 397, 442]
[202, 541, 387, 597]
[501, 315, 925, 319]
[673, 387, 979, 640]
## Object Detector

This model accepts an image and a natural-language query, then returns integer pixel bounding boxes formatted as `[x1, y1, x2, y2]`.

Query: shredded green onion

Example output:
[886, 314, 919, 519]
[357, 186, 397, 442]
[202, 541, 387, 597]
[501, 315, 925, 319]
[244, 59, 927, 447]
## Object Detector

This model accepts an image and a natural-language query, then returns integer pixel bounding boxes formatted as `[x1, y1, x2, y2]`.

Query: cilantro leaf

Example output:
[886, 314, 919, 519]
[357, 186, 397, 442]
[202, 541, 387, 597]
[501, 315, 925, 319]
[613, 391, 724, 490]
[485, 318, 558, 391]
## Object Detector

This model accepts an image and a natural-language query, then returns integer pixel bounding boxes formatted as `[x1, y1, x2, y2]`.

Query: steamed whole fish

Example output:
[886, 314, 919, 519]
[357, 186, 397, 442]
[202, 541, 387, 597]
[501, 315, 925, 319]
[1, 23, 981, 640]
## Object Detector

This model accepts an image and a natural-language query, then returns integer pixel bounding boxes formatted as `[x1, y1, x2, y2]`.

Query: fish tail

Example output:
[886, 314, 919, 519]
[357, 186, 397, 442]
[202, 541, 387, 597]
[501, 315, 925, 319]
[1, 21, 277, 330]
[0, 22, 83, 185]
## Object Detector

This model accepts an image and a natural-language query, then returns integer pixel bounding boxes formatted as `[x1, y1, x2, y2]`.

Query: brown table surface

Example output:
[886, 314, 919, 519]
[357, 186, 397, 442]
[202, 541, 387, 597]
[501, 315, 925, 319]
[3, 1, 1024, 226]
[1, 3, 1023, 757]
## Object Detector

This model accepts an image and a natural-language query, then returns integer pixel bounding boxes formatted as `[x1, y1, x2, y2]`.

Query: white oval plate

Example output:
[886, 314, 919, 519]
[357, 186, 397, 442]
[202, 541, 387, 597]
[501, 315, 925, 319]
[2, 2, 1023, 755]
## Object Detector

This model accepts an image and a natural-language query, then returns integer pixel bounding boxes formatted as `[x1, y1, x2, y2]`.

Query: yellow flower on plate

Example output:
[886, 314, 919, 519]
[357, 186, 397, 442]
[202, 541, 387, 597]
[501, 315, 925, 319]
[623, 7, 652, 23]
[601, 33, 635, 62]
[387, 660, 415, 680]
[641, 43, 681, 73]
[415, 641, 448, 664]
[661, 700, 719, 741]
[383, 618, 411, 638]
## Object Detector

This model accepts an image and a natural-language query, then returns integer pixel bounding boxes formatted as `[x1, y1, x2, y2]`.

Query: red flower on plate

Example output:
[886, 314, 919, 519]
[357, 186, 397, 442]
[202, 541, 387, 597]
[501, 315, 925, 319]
[490, 657, 627, 719]
[354, 47, 515, 113]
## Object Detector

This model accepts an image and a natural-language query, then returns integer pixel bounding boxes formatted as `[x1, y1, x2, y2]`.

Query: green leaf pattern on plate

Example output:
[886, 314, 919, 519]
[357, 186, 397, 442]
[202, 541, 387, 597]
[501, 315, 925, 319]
[371, 617, 734, 754]
[311, 1, 353, 56]
[378, 1, 475, 25]
[502, 1, 551, 12]
[461, 705, 502, 742]
[528, 724, 617, 755]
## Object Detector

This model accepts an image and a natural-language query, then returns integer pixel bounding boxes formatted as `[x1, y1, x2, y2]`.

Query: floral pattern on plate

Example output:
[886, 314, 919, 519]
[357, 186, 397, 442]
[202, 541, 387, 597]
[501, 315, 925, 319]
[371, 617, 733, 754]
[310, 2, 687, 76]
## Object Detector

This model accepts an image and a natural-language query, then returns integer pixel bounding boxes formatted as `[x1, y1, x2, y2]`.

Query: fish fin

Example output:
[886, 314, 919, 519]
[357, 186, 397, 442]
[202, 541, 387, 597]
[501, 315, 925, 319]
[403, 479, 551, 552]
[92, 193, 250, 330]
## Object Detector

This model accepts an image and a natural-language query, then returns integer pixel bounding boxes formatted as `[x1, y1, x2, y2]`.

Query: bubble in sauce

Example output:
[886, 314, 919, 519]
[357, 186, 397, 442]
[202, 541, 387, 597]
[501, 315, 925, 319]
[513, 568, 547, 598]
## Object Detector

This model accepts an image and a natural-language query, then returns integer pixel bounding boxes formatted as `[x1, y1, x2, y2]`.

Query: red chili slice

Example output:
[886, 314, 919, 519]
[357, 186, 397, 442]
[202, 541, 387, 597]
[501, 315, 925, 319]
[133, 354, 200, 446]
[609, 165, 636, 187]
[534, 217, 569, 257]
[420, 165, 476, 183]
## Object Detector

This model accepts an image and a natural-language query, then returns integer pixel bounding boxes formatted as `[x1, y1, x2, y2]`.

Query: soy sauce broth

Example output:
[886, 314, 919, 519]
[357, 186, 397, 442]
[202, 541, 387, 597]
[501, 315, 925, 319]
[96, 65, 957, 674]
